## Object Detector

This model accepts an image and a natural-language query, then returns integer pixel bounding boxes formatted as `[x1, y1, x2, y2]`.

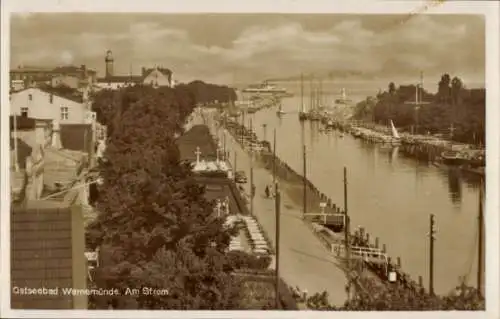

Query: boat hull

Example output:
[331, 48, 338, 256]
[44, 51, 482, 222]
[440, 151, 469, 166]
[242, 89, 287, 94]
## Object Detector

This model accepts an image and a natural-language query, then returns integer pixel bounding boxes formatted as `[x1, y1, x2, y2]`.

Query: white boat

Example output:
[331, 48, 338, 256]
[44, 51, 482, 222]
[276, 101, 286, 115]
[389, 120, 401, 145]
[243, 81, 287, 94]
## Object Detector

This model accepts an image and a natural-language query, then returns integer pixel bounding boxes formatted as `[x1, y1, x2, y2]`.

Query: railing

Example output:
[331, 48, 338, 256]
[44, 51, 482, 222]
[330, 243, 387, 265]
[303, 212, 345, 227]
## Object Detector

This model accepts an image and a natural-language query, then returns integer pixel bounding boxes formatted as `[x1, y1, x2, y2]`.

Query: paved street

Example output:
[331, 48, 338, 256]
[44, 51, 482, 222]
[203, 113, 348, 306]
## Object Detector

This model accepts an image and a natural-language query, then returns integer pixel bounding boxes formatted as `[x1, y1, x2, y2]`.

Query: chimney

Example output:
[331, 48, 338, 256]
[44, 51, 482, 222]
[51, 119, 62, 149]
[81, 64, 88, 77]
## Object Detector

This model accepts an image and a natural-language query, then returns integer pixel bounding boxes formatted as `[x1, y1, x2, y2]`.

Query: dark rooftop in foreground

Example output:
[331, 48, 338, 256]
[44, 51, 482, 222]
[11, 201, 87, 309]
[176, 125, 219, 163]
[176, 124, 248, 215]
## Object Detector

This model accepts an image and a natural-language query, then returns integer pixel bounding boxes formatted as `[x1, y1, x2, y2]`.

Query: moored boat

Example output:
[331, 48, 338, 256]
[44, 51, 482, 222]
[440, 150, 469, 166]
[389, 120, 402, 146]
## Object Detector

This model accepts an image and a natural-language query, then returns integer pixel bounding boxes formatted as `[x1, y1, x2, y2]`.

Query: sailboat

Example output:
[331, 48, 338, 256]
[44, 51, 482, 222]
[298, 74, 308, 121]
[309, 84, 321, 121]
[389, 120, 401, 145]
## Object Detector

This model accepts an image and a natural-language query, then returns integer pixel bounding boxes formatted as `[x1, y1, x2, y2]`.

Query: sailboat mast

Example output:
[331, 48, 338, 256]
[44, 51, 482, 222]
[419, 71, 424, 105]
[309, 76, 314, 112]
[300, 73, 304, 112]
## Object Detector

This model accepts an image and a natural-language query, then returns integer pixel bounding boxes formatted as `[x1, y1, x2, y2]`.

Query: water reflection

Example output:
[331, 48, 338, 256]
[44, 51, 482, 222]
[447, 167, 463, 205]
[388, 146, 399, 166]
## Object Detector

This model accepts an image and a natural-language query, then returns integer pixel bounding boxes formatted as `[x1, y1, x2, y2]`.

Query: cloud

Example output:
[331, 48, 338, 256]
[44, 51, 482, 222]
[10, 14, 484, 85]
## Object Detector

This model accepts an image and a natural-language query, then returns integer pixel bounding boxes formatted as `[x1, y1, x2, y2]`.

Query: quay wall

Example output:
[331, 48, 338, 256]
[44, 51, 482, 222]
[224, 120, 428, 296]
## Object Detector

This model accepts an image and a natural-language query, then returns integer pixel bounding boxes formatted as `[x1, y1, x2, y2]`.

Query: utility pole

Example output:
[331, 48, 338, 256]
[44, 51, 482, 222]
[272, 129, 277, 185]
[477, 177, 485, 296]
[344, 167, 351, 276]
[250, 118, 255, 216]
[429, 214, 436, 295]
[275, 182, 281, 309]
[233, 151, 237, 181]
[302, 145, 307, 219]
[241, 111, 245, 145]
[13, 114, 20, 172]
[300, 73, 304, 112]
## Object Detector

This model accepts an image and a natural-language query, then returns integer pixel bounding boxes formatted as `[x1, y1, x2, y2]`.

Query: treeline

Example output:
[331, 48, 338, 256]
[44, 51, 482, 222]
[353, 74, 485, 145]
[86, 84, 270, 309]
[185, 80, 237, 105]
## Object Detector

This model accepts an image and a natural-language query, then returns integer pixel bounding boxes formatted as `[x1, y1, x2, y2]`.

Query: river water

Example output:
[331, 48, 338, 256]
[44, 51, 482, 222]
[238, 84, 482, 295]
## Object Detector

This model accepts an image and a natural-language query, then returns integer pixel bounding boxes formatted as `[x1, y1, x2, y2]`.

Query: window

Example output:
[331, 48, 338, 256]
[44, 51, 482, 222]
[20, 107, 28, 117]
[28, 94, 32, 101]
[49, 94, 53, 104]
[60, 107, 69, 120]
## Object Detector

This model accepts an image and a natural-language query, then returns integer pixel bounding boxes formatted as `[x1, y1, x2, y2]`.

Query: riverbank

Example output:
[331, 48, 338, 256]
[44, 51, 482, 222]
[215, 113, 431, 300]
[319, 118, 485, 177]
[202, 110, 351, 307]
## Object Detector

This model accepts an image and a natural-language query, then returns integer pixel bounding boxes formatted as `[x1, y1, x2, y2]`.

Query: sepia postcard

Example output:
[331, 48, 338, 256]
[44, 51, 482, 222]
[1, 0, 499, 318]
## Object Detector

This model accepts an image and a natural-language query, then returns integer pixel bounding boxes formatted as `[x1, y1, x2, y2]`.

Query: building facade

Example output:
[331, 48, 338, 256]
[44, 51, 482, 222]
[10, 87, 89, 125]
[10, 65, 97, 93]
[95, 50, 174, 90]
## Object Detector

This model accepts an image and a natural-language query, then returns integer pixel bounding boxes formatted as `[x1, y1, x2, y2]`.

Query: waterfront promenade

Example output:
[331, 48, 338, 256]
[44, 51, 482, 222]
[199, 111, 349, 306]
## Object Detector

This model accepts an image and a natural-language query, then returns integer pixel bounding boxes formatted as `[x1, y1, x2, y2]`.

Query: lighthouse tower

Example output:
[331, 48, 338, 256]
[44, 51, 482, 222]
[105, 50, 114, 78]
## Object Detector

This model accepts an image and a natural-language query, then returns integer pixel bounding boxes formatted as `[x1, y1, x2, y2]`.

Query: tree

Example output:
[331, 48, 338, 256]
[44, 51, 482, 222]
[305, 276, 485, 311]
[359, 75, 485, 144]
[87, 83, 271, 310]
[438, 73, 451, 104]
[388, 82, 396, 95]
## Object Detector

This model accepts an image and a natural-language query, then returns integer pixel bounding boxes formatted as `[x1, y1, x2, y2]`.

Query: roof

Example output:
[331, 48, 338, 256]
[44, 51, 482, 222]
[52, 66, 84, 73]
[38, 85, 85, 103]
[176, 125, 218, 162]
[96, 75, 143, 84]
[10, 202, 83, 309]
[176, 124, 249, 215]
[43, 147, 87, 192]
[11, 86, 84, 104]
[143, 67, 172, 78]
[193, 175, 249, 215]
[11, 65, 96, 75]
[11, 66, 53, 73]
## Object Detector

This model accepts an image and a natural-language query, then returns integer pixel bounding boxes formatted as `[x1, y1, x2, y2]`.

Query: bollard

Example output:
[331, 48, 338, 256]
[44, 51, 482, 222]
[375, 237, 379, 248]
[382, 244, 387, 253]
[397, 257, 402, 268]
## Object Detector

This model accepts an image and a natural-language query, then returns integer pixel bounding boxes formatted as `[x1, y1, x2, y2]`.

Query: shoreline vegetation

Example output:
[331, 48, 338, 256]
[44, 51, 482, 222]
[349, 74, 485, 150]
[86, 80, 484, 310]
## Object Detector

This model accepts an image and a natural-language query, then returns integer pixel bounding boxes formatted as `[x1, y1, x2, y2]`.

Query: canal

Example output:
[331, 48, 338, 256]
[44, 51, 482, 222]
[239, 89, 482, 296]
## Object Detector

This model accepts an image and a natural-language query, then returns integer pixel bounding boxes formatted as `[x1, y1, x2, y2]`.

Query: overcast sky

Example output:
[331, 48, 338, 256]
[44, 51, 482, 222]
[10, 13, 485, 86]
